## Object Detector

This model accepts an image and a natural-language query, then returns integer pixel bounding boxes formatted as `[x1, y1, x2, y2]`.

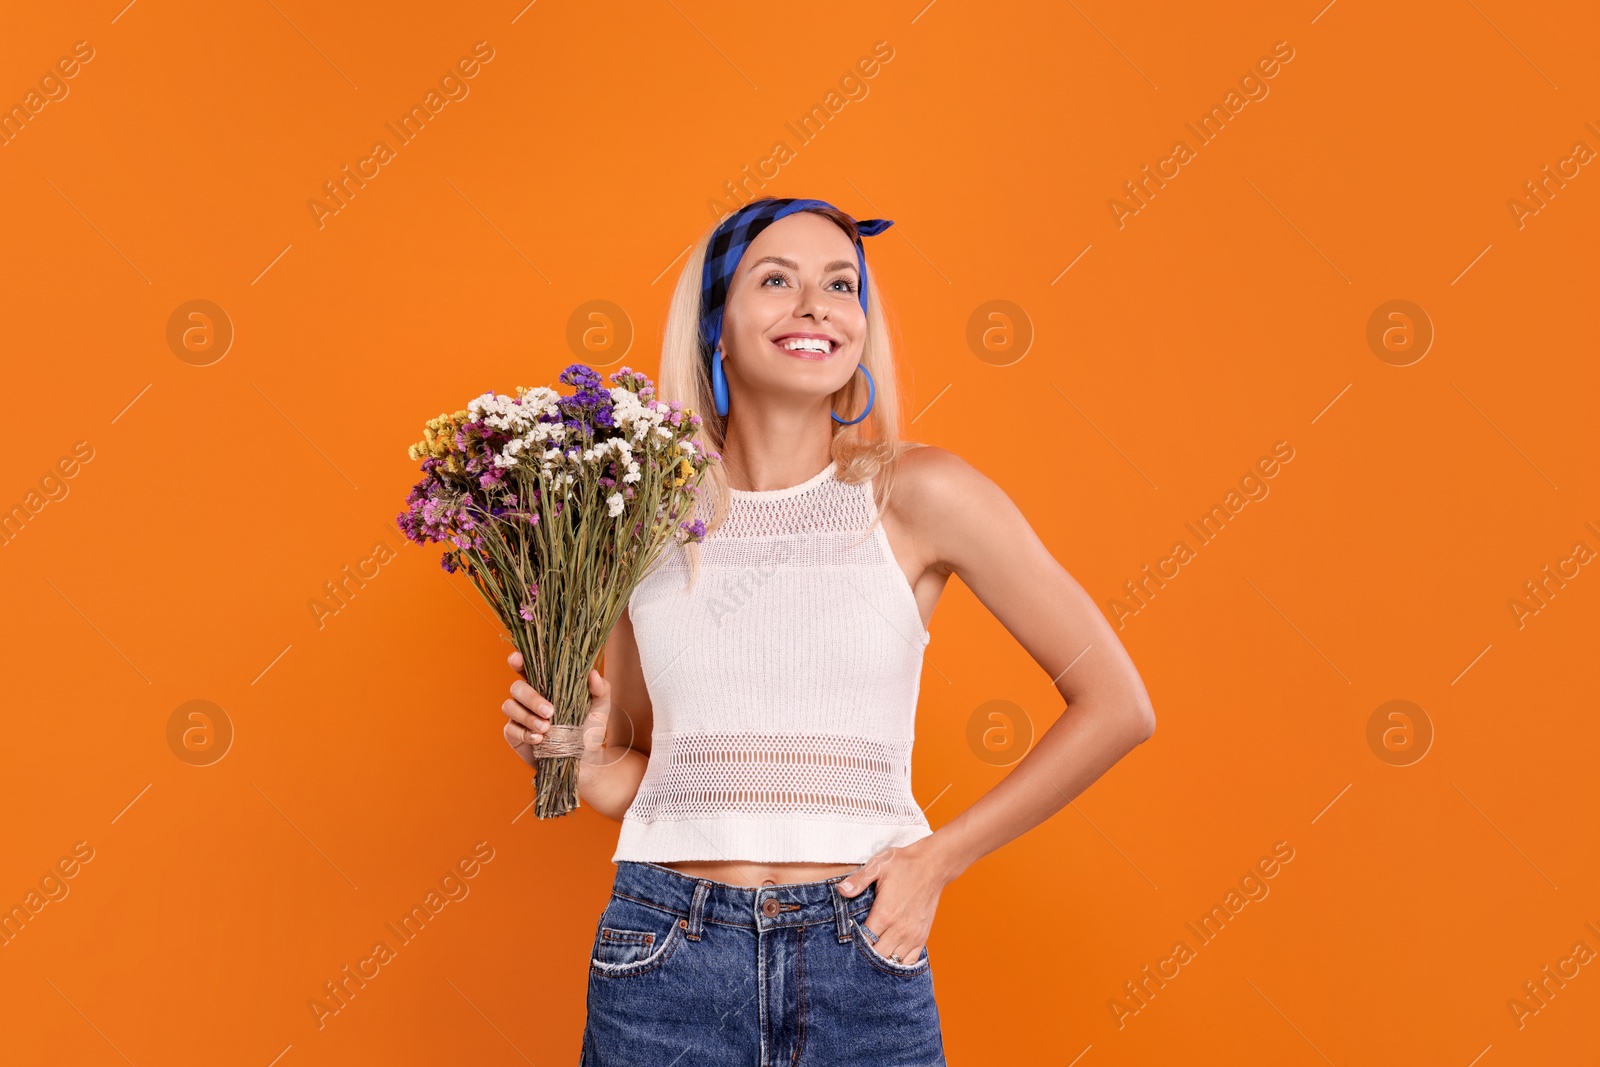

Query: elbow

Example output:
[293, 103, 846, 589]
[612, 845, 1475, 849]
[1130, 702, 1156, 744]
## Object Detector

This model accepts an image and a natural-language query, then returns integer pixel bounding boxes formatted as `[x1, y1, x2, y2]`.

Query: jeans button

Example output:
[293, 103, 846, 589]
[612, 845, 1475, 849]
[760, 897, 780, 918]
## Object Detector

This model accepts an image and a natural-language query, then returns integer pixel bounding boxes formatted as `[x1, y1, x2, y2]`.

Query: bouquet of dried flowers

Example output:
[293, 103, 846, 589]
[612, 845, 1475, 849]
[398, 364, 717, 818]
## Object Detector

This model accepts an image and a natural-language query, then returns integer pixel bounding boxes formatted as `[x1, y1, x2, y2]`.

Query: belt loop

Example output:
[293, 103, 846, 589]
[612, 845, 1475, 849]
[832, 880, 852, 943]
[685, 880, 711, 941]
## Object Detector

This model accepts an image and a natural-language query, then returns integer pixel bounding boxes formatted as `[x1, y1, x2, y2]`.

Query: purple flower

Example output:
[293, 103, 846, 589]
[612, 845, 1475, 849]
[608, 366, 647, 391]
[559, 364, 603, 390]
[556, 363, 616, 436]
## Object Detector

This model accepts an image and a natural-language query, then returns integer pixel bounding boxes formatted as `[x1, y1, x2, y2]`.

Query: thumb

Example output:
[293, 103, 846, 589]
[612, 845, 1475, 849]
[581, 673, 610, 757]
[839, 849, 889, 897]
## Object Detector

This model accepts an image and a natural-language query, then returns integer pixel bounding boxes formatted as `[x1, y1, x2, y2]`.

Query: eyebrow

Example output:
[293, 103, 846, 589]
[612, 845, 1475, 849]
[745, 255, 858, 277]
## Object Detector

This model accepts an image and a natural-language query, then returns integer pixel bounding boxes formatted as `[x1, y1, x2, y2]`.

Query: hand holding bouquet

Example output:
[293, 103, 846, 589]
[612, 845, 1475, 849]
[397, 364, 717, 818]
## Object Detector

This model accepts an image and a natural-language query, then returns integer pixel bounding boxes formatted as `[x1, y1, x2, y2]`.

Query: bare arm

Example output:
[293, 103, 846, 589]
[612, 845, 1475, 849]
[842, 445, 1156, 962]
[577, 607, 654, 819]
[501, 606, 655, 822]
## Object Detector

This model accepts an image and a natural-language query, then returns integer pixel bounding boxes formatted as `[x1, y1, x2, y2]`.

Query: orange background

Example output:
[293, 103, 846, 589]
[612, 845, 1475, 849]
[3, 1, 1597, 1063]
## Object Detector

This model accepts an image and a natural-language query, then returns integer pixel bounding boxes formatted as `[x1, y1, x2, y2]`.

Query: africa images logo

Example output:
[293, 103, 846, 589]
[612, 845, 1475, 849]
[307, 42, 496, 230]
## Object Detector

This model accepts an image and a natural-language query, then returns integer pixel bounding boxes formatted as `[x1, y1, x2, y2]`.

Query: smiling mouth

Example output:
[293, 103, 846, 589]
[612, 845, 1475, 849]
[771, 337, 838, 360]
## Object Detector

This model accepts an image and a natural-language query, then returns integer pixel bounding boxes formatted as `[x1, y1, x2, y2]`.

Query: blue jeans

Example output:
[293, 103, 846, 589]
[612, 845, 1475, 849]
[580, 860, 947, 1066]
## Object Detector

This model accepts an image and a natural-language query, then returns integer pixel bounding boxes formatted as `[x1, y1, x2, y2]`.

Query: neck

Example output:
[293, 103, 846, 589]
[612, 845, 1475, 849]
[719, 405, 836, 493]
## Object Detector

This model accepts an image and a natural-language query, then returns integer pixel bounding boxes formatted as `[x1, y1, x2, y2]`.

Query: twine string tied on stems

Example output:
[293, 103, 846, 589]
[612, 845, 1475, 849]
[531, 723, 588, 759]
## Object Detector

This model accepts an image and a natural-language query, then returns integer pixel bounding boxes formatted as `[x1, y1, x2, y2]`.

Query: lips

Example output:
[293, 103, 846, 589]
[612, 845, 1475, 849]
[770, 333, 839, 360]
[772, 340, 834, 361]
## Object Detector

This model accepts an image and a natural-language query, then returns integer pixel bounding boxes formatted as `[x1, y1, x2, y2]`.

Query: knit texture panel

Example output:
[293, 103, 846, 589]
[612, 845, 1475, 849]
[613, 462, 933, 864]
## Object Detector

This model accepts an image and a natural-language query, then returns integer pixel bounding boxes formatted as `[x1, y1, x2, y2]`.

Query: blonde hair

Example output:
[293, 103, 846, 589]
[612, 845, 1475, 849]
[656, 202, 921, 578]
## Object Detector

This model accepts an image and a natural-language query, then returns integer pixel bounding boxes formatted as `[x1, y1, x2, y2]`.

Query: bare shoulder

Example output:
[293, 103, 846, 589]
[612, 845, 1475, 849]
[890, 443, 1004, 513]
[886, 444, 1018, 572]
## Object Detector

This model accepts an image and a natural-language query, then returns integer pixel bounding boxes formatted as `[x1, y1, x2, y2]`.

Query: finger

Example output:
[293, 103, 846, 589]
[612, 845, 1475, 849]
[507, 650, 524, 673]
[501, 699, 549, 735]
[838, 844, 902, 895]
[499, 684, 550, 726]
[863, 920, 923, 966]
[581, 707, 611, 755]
[509, 681, 553, 719]
[503, 720, 540, 749]
[505, 716, 544, 742]
[838, 851, 886, 896]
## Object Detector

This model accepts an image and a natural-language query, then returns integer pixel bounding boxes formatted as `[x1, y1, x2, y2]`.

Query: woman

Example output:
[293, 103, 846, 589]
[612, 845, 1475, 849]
[500, 196, 1156, 1065]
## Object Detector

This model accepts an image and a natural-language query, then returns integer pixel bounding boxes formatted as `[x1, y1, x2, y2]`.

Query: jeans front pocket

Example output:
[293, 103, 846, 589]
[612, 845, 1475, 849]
[593, 926, 660, 967]
[850, 917, 932, 976]
[588, 896, 687, 978]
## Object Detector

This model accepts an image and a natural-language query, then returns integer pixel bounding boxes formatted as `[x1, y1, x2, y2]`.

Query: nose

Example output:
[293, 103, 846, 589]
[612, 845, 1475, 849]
[792, 282, 831, 321]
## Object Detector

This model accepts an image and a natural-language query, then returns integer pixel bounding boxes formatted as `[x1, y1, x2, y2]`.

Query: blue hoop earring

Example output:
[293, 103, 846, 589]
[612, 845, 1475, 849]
[712, 349, 730, 417]
[831, 363, 875, 426]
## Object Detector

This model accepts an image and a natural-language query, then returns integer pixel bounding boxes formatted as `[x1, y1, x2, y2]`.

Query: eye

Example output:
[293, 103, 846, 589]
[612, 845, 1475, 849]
[760, 270, 858, 294]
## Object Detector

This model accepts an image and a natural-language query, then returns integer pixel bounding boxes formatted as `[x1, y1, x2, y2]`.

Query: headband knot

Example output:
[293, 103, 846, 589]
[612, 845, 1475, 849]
[699, 198, 893, 369]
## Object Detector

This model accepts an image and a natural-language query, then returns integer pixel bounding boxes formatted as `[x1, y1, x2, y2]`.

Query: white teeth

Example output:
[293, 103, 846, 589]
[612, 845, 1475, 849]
[780, 338, 831, 353]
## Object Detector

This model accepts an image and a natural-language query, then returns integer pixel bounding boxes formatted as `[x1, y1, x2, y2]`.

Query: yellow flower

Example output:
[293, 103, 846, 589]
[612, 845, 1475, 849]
[408, 410, 473, 460]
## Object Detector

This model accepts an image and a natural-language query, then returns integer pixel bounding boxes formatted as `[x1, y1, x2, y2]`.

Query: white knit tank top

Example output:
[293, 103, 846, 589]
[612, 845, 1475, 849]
[613, 459, 934, 864]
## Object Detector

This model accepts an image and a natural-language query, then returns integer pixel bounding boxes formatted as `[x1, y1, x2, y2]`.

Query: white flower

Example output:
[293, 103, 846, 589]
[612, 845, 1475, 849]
[518, 386, 561, 413]
[469, 391, 536, 433]
[493, 439, 524, 468]
[607, 492, 625, 517]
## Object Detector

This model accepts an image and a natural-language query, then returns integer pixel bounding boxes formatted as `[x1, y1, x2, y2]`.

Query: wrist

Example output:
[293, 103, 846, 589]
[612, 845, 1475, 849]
[916, 827, 979, 885]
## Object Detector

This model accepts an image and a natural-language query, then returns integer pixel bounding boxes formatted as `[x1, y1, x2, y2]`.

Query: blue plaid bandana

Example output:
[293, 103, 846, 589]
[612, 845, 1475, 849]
[699, 198, 893, 366]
